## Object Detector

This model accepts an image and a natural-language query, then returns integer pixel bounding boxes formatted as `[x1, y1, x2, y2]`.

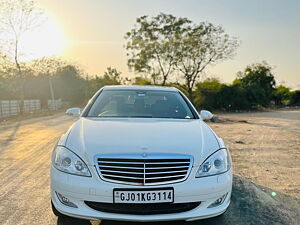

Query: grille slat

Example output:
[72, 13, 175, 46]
[98, 162, 144, 168]
[99, 165, 144, 171]
[146, 170, 188, 175]
[145, 174, 187, 180]
[96, 154, 193, 185]
[145, 165, 189, 171]
[101, 169, 144, 175]
[102, 174, 144, 180]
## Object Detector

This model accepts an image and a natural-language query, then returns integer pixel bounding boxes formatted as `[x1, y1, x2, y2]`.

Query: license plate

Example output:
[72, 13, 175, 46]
[113, 188, 174, 203]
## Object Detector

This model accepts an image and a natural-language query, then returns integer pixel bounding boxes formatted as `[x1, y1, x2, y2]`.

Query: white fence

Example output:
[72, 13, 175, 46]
[24, 100, 41, 113]
[0, 99, 62, 118]
[0, 100, 20, 118]
[48, 99, 62, 111]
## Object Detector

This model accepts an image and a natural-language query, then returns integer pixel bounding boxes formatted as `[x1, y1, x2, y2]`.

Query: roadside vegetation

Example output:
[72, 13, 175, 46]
[0, 0, 299, 112]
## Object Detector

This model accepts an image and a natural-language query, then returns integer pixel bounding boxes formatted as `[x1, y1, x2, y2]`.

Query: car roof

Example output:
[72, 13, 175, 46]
[102, 85, 179, 92]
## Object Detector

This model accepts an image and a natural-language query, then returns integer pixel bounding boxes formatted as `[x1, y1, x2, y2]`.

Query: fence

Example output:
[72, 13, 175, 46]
[48, 99, 62, 111]
[0, 100, 20, 118]
[24, 100, 41, 113]
[0, 99, 62, 119]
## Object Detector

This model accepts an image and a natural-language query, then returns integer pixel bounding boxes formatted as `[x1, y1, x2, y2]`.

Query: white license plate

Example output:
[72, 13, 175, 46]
[113, 189, 174, 203]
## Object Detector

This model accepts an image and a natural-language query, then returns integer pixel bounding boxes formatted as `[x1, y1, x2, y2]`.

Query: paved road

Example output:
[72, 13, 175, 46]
[0, 112, 299, 225]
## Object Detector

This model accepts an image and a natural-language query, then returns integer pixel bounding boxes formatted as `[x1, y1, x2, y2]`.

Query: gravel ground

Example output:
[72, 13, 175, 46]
[209, 110, 300, 199]
[0, 110, 299, 225]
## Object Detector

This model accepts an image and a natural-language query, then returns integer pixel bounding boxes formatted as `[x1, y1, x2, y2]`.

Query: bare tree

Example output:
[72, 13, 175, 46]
[174, 23, 239, 101]
[0, 0, 44, 112]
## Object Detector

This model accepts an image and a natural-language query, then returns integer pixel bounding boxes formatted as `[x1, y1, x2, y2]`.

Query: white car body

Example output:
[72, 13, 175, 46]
[51, 85, 232, 222]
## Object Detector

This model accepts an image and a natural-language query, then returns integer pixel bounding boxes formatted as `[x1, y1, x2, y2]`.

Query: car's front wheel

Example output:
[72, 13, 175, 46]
[51, 201, 92, 224]
[51, 200, 69, 218]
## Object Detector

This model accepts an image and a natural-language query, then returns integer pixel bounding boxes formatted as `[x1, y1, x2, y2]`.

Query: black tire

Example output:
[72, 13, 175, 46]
[51, 200, 69, 218]
[51, 201, 92, 224]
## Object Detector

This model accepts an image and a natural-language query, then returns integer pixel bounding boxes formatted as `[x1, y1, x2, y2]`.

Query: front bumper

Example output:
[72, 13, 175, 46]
[51, 165, 232, 222]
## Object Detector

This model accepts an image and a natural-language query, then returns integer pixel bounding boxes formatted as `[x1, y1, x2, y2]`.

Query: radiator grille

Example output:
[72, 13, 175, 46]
[95, 154, 193, 185]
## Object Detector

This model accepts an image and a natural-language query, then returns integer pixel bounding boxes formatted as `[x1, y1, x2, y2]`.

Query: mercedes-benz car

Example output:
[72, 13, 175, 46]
[51, 85, 232, 222]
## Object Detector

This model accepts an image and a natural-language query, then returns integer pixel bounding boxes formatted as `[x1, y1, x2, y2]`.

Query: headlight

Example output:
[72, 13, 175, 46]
[52, 146, 91, 177]
[196, 148, 231, 178]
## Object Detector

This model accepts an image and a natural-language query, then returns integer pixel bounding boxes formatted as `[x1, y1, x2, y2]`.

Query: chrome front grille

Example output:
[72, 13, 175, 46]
[95, 154, 193, 185]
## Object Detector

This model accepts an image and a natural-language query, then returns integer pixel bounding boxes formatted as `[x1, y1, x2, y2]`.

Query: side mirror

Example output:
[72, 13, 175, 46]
[66, 107, 81, 117]
[200, 110, 214, 121]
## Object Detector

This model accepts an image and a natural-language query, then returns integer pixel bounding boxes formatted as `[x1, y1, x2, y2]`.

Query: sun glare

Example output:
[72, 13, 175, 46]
[20, 19, 66, 61]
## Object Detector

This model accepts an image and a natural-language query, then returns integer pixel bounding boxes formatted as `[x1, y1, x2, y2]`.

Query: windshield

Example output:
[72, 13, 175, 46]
[87, 90, 195, 119]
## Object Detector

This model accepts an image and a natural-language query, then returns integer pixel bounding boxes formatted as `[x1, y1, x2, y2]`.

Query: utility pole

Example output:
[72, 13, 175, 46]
[49, 77, 55, 110]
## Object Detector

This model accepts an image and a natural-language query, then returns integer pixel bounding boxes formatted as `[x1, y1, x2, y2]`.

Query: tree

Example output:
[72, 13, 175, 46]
[0, 0, 44, 112]
[102, 67, 122, 85]
[133, 76, 152, 85]
[272, 85, 291, 106]
[218, 83, 251, 111]
[174, 22, 239, 101]
[53, 65, 87, 105]
[194, 78, 224, 110]
[87, 67, 122, 97]
[125, 13, 189, 85]
[290, 90, 300, 106]
[236, 62, 276, 107]
[30, 56, 66, 101]
[125, 14, 239, 101]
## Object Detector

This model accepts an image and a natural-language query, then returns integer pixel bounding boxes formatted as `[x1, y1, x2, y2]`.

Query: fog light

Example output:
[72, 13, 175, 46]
[208, 193, 228, 208]
[56, 192, 78, 208]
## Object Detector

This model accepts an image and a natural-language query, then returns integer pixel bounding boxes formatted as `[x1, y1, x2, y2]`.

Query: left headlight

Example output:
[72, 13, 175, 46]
[196, 148, 231, 178]
[52, 146, 91, 177]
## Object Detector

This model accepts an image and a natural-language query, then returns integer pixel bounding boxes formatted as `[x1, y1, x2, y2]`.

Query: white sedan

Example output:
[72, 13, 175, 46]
[51, 85, 232, 222]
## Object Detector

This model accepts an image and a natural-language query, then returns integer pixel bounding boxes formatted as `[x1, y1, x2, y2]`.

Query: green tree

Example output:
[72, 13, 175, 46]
[217, 83, 250, 111]
[133, 76, 152, 85]
[102, 67, 122, 85]
[236, 62, 276, 108]
[290, 90, 300, 106]
[125, 14, 188, 85]
[272, 85, 291, 106]
[125, 13, 239, 101]
[30, 56, 66, 102]
[87, 67, 122, 97]
[53, 65, 87, 105]
[194, 78, 224, 110]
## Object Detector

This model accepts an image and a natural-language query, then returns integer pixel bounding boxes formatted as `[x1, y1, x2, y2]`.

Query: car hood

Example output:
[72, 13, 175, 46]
[64, 117, 220, 167]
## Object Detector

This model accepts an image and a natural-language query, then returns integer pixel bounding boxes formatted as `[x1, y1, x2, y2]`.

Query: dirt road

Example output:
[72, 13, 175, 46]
[0, 114, 74, 225]
[209, 110, 300, 199]
[0, 111, 299, 225]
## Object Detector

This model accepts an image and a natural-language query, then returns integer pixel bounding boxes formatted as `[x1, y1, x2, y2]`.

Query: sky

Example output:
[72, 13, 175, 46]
[36, 0, 300, 89]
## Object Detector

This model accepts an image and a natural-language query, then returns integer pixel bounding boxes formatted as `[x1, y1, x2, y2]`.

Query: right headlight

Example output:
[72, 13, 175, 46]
[196, 148, 231, 178]
[52, 146, 91, 177]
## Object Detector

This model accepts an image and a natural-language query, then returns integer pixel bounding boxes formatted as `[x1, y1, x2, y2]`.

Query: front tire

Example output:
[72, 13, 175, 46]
[51, 200, 69, 218]
[51, 200, 92, 224]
